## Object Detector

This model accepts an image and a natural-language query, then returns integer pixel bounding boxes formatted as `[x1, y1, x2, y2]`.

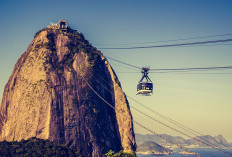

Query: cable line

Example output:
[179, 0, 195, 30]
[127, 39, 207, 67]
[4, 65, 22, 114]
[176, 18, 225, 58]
[121, 72, 232, 74]
[132, 121, 200, 157]
[95, 63, 230, 147]
[127, 96, 231, 149]
[91, 72, 232, 156]
[106, 55, 232, 73]
[94, 33, 232, 46]
[105, 56, 141, 70]
[109, 62, 141, 72]
[150, 66, 232, 71]
[116, 71, 232, 74]
[94, 70, 231, 148]
[92, 71, 232, 156]
[149, 72, 232, 74]
[130, 105, 232, 156]
[102, 56, 232, 149]
[79, 71, 200, 156]
[99, 38, 232, 50]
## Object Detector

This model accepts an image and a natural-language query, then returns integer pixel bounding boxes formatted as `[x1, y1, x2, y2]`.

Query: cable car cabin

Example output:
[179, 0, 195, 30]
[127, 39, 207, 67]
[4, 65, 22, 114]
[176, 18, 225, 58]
[137, 82, 153, 95]
[137, 67, 153, 96]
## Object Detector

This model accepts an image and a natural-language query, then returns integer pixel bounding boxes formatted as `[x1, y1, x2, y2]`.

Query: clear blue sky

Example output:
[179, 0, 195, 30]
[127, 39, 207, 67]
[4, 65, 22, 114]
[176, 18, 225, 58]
[0, 0, 232, 142]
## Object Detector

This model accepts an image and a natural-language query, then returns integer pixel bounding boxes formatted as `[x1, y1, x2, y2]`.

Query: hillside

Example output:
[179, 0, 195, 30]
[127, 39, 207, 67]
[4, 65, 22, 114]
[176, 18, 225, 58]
[136, 134, 188, 145]
[0, 20, 136, 157]
[136, 141, 173, 155]
[187, 135, 231, 148]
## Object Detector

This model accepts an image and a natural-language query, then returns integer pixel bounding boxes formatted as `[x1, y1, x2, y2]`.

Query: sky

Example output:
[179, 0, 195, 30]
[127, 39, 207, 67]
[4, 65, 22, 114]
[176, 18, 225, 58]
[0, 0, 232, 142]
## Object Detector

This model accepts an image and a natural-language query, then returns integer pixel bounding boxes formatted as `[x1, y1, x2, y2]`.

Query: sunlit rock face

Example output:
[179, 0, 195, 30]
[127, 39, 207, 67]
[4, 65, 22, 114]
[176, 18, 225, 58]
[0, 23, 136, 157]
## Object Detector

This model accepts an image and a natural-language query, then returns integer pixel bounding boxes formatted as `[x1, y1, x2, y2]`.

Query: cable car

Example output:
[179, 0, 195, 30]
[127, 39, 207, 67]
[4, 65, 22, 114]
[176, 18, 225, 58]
[137, 67, 153, 96]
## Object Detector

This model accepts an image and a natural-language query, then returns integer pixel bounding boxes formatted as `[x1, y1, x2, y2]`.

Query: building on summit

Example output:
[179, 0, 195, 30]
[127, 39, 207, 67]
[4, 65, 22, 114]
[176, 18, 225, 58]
[48, 20, 69, 30]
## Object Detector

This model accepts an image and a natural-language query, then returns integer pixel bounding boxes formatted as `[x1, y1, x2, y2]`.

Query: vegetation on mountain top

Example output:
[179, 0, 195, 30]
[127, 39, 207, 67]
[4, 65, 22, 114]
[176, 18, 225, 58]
[34, 25, 102, 74]
[65, 28, 101, 67]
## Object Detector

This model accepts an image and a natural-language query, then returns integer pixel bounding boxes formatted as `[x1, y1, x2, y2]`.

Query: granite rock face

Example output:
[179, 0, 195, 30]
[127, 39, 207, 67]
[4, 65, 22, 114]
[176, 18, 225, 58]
[0, 23, 136, 157]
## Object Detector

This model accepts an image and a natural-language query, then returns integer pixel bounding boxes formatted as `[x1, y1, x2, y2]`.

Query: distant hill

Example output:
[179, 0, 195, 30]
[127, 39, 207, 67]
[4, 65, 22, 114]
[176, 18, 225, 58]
[0, 137, 80, 156]
[135, 134, 231, 148]
[135, 134, 188, 145]
[136, 141, 173, 155]
[187, 135, 231, 148]
[214, 135, 230, 147]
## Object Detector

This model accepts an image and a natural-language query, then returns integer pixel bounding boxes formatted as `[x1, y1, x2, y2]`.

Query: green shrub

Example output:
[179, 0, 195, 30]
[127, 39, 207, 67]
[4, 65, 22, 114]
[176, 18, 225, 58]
[65, 29, 101, 68]
[105, 150, 136, 157]
[0, 137, 81, 157]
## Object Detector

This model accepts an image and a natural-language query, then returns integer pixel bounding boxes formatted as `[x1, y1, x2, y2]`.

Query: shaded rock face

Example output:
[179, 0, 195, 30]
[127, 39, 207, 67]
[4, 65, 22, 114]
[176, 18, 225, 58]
[0, 26, 136, 156]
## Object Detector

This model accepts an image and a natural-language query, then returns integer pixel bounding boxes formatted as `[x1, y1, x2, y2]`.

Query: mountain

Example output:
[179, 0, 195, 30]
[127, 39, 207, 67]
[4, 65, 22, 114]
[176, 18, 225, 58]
[136, 133, 231, 148]
[214, 134, 230, 147]
[136, 141, 173, 155]
[187, 135, 231, 148]
[230, 143, 232, 147]
[136, 134, 188, 145]
[0, 20, 136, 157]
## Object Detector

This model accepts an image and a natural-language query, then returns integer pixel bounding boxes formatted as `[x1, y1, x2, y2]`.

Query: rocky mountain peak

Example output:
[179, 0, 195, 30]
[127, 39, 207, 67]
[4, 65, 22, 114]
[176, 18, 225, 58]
[0, 21, 136, 157]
